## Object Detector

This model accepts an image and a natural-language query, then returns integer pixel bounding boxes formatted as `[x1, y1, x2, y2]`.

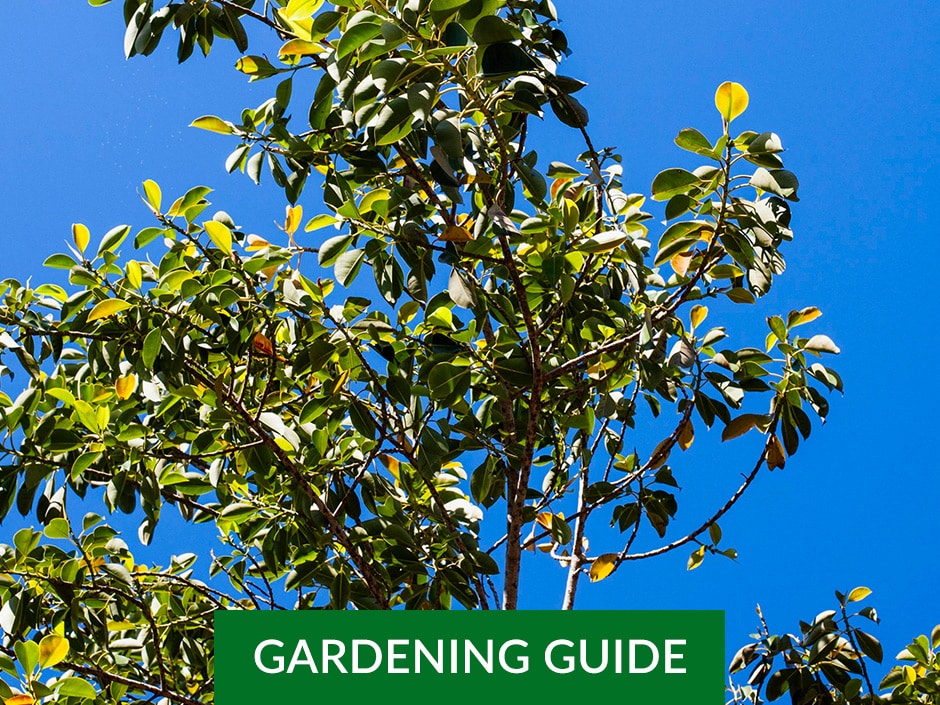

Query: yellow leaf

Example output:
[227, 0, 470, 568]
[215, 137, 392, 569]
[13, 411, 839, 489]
[535, 512, 554, 530]
[678, 418, 694, 451]
[788, 306, 822, 328]
[670, 251, 692, 276]
[903, 665, 916, 685]
[846, 586, 872, 603]
[235, 56, 265, 75]
[438, 225, 474, 242]
[649, 438, 671, 469]
[285, 204, 302, 236]
[722, 413, 765, 442]
[279, 39, 323, 57]
[589, 554, 618, 582]
[281, 0, 324, 21]
[38, 633, 69, 669]
[379, 454, 400, 480]
[142, 179, 162, 211]
[87, 298, 132, 322]
[714, 81, 749, 123]
[4, 695, 35, 705]
[204, 221, 233, 254]
[106, 620, 136, 631]
[190, 115, 234, 135]
[72, 223, 90, 255]
[115, 373, 138, 401]
[687, 546, 706, 571]
[766, 434, 786, 470]
[690, 305, 708, 330]
[252, 333, 275, 358]
[245, 234, 271, 251]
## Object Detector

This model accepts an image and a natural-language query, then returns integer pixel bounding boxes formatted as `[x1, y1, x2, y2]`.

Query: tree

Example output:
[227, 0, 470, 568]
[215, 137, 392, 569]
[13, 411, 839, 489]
[0, 1, 842, 703]
[728, 590, 940, 704]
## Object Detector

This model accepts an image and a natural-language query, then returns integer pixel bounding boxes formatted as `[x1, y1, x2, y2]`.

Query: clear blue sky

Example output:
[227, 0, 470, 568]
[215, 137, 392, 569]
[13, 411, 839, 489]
[0, 0, 938, 675]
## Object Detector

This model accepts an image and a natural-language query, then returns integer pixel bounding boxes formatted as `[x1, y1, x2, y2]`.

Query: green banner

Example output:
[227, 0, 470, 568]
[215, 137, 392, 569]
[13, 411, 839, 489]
[215, 610, 723, 703]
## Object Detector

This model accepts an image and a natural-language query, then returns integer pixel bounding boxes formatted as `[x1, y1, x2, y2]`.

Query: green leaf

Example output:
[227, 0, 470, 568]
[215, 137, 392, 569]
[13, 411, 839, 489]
[334, 248, 366, 287]
[429, 0, 471, 10]
[43, 253, 77, 269]
[336, 21, 383, 59]
[96, 224, 131, 257]
[854, 629, 883, 663]
[804, 334, 840, 354]
[318, 234, 354, 266]
[87, 298, 132, 322]
[651, 168, 699, 201]
[142, 328, 161, 368]
[749, 168, 800, 201]
[480, 42, 536, 78]
[190, 115, 235, 135]
[550, 94, 589, 128]
[14, 640, 39, 675]
[577, 230, 627, 254]
[674, 127, 714, 157]
[43, 518, 71, 540]
[55, 677, 97, 699]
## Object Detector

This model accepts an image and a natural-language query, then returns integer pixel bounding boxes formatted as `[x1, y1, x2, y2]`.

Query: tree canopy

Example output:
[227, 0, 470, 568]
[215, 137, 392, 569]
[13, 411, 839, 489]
[0, 1, 887, 704]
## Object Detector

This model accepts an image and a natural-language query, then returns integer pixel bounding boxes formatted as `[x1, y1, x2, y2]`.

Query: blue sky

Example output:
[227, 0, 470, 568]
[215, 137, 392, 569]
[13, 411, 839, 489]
[0, 0, 938, 678]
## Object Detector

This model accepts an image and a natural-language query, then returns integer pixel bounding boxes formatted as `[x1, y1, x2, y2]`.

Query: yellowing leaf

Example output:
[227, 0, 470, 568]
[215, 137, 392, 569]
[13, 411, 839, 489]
[847, 586, 872, 603]
[126, 260, 142, 289]
[788, 306, 822, 328]
[379, 454, 400, 480]
[4, 695, 35, 705]
[715, 81, 749, 123]
[279, 39, 323, 57]
[245, 234, 271, 251]
[252, 333, 275, 358]
[87, 298, 132, 322]
[142, 179, 162, 211]
[190, 115, 234, 135]
[589, 554, 618, 582]
[766, 433, 786, 470]
[690, 305, 708, 330]
[204, 220, 233, 254]
[687, 546, 705, 571]
[438, 224, 474, 242]
[536, 512, 555, 530]
[72, 223, 90, 254]
[285, 204, 302, 236]
[115, 373, 138, 401]
[281, 0, 324, 21]
[671, 251, 692, 276]
[107, 620, 136, 631]
[678, 418, 694, 451]
[235, 56, 266, 75]
[38, 633, 69, 669]
[722, 413, 766, 442]
[649, 438, 671, 469]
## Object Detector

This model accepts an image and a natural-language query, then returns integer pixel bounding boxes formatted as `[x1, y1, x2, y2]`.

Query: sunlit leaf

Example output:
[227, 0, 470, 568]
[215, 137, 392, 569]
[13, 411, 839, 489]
[72, 223, 90, 254]
[589, 554, 617, 582]
[87, 299, 132, 322]
[204, 220, 233, 254]
[38, 634, 69, 669]
[847, 586, 872, 603]
[190, 115, 235, 135]
[714, 81, 748, 122]
[115, 373, 138, 400]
